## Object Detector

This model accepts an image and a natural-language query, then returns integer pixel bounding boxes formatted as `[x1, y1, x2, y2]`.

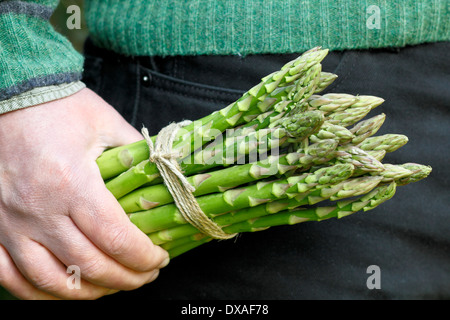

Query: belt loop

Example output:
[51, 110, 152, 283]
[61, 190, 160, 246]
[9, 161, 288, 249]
[130, 60, 141, 127]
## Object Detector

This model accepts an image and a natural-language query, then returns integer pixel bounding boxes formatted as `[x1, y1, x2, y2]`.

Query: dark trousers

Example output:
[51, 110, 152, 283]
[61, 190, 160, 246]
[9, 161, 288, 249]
[83, 40, 450, 300]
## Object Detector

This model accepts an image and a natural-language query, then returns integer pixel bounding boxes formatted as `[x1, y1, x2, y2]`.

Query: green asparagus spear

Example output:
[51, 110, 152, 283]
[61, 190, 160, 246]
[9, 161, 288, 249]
[97, 48, 329, 180]
[348, 113, 386, 144]
[222, 182, 397, 233]
[148, 172, 382, 245]
[130, 163, 355, 234]
[118, 139, 339, 212]
[105, 110, 324, 199]
[314, 72, 338, 93]
[166, 180, 395, 258]
[148, 162, 430, 246]
[358, 134, 409, 153]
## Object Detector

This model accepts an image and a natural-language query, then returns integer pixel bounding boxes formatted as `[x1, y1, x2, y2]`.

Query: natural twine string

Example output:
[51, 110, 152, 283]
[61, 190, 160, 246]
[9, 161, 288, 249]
[141, 122, 236, 240]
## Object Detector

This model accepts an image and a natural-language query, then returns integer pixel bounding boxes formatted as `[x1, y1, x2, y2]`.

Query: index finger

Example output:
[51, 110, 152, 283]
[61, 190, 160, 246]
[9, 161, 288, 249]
[69, 170, 169, 273]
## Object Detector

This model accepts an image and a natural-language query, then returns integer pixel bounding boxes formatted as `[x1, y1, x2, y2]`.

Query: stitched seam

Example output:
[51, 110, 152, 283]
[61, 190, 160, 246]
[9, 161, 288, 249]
[150, 75, 245, 96]
[95, 57, 107, 98]
[150, 85, 241, 105]
[326, 51, 355, 92]
[0, 72, 82, 101]
[83, 56, 103, 94]
[140, 66, 245, 96]
[332, 55, 356, 92]
[173, 57, 179, 79]
[152, 81, 244, 96]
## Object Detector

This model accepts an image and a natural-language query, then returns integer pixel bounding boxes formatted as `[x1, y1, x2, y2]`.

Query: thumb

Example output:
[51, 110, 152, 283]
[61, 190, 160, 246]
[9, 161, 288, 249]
[85, 89, 143, 148]
[100, 106, 143, 148]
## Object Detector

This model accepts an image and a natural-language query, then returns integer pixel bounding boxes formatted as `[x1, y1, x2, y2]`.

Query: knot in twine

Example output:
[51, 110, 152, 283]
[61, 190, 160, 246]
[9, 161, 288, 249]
[141, 122, 236, 240]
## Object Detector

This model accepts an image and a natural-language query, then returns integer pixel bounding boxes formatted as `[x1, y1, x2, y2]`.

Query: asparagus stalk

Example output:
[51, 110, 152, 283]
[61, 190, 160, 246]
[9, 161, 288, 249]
[181, 110, 325, 175]
[118, 139, 340, 212]
[165, 161, 431, 257]
[222, 182, 397, 233]
[105, 110, 324, 199]
[166, 235, 213, 259]
[386, 163, 432, 186]
[148, 172, 381, 245]
[358, 134, 409, 153]
[306, 145, 384, 176]
[309, 122, 355, 144]
[314, 72, 338, 93]
[348, 113, 386, 145]
[104, 84, 382, 200]
[160, 233, 211, 252]
[365, 150, 387, 162]
[307, 113, 385, 147]
[307, 94, 385, 127]
[326, 104, 374, 127]
[147, 162, 430, 246]
[90, 48, 433, 262]
[286, 94, 385, 153]
[166, 182, 396, 258]
[130, 163, 355, 234]
[307, 94, 384, 114]
[96, 48, 329, 180]
[312, 133, 410, 177]
[335, 145, 385, 173]
[237, 62, 325, 133]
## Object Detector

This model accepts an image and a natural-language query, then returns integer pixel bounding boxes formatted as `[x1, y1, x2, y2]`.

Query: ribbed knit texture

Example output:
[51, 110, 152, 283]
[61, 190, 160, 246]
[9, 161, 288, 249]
[0, 0, 449, 107]
[0, 0, 84, 101]
[85, 0, 449, 57]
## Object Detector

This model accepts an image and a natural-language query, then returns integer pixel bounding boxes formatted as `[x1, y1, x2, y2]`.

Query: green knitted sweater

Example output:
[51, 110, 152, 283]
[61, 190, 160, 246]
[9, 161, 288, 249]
[0, 0, 449, 113]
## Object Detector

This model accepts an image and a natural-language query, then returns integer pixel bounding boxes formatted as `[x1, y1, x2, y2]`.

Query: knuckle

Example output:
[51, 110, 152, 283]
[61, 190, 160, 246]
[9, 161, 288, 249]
[28, 269, 61, 294]
[79, 256, 108, 281]
[80, 257, 145, 291]
[107, 226, 131, 257]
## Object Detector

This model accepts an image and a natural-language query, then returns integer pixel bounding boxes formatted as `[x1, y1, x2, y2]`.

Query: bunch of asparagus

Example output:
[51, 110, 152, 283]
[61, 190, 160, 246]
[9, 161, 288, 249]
[96, 47, 431, 259]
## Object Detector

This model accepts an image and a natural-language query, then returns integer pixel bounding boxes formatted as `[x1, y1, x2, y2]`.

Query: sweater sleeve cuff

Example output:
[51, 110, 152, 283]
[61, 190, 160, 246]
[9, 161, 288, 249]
[0, 81, 86, 115]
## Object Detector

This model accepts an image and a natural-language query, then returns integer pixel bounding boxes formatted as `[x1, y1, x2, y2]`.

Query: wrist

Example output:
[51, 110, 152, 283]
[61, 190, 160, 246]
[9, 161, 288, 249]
[0, 81, 86, 116]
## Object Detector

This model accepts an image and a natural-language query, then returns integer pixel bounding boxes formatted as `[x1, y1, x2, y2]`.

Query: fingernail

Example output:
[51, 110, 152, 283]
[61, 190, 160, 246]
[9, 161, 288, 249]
[158, 256, 170, 269]
[146, 269, 160, 284]
[106, 289, 119, 296]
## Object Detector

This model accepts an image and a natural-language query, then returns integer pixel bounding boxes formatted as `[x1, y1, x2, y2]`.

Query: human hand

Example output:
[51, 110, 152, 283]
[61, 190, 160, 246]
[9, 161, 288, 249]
[0, 88, 169, 299]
